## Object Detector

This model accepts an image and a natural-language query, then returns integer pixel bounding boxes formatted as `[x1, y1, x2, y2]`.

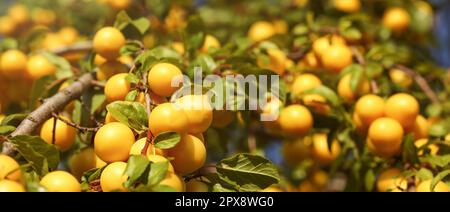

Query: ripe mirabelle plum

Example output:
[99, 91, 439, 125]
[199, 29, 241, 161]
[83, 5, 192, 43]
[298, 52, 320, 69]
[337, 73, 370, 103]
[7, 4, 29, 25]
[321, 44, 353, 73]
[93, 27, 126, 60]
[174, 95, 213, 134]
[389, 68, 413, 88]
[94, 122, 135, 163]
[97, 60, 129, 81]
[148, 103, 189, 136]
[414, 139, 439, 156]
[148, 63, 183, 97]
[0, 16, 17, 36]
[0, 49, 28, 79]
[100, 162, 128, 192]
[106, 0, 132, 10]
[412, 115, 429, 140]
[291, 74, 322, 98]
[261, 186, 283, 192]
[0, 180, 25, 192]
[248, 21, 276, 42]
[40, 171, 81, 192]
[211, 110, 235, 128]
[104, 73, 131, 102]
[69, 148, 106, 180]
[26, 55, 56, 80]
[282, 136, 311, 166]
[104, 111, 117, 124]
[257, 48, 287, 75]
[186, 179, 209, 192]
[312, 35, 346, 57]
[31, 8, 56, 26]
[376, 168, 407, 192]
[311, 134, 341, 165]
[0, 154, 21, 181]
[279, 105, 313, 136]
[272, 19, 288, 34]
[333, 0, 361, 13]
[355, 94, 385, 127]
[382, 8, 410, 32]
[58, 27, 79, 45]
[309, 170, 329, 189]
[367, 118, 404, 158]
[40, 118, 76, 151]
[160, 171, 185, 192]
[416, 180, 450, 192]
[167, 134, 206, 175]
[171, 42, 185, 55]
[129, 138, 166, 157]
[200, 35, 221, 53]
[385, 93, 419, 130]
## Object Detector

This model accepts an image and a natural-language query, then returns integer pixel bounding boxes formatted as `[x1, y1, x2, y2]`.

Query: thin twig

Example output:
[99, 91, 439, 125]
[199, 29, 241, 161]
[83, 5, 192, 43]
[142, 72, 154, 156]
[52, 117, 57, 145]
[91, 80, 105, 88]
[51, 112, 100, 132]
[350, 46, 365, 65]
[394, 65, 440, 104]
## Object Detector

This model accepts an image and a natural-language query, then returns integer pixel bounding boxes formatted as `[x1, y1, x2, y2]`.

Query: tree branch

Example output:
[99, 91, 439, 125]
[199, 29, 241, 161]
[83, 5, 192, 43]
[51, 112, 100, 132]
[2, 73, 95, 156]
[394, 65, 440, 104]
[50, 41, 93, 56]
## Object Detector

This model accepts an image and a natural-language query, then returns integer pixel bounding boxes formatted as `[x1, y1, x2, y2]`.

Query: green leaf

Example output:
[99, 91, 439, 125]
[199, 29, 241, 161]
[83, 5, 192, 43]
[148, 46, 183, 61]
[216, 153, 280, 192]
[124, 155, 150, 188]
[402, 133, 419, 164]
[29, 75, 56, 110]
[429, 123, 447, 137]
[114, 10, 132, 30]
[131, 17, 151, 35]
[1, 113, 28, 127]
[125, 90, 139, 102]
[0, 125, 16, 135]
[303, 85, 341, 107]
[426, 104, 442, 118]
[422, 155, 450, 168]
[147, 161, 169, 186]
[350, 67, 364, 92]
[41, 52, 73, 79]
[80, 167, 105, 191]
[10, 135, 60, 175]
[125, 73, 140, 84]
[365, 62, 384, 78]
[120, 41, 143, 56]
[212, 183, 236, 192]
[430, 170, 450, 192]
[150, 184, 177, 192]
[154, 132, 181, 149]
[364, 169, 375, 192]
[106, 101, 148, 133]
[415, 168, 433, 181]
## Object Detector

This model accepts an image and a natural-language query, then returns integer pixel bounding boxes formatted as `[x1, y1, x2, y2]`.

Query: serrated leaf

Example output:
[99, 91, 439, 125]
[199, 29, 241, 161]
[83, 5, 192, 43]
[10, 135, 60, 175]
[150, 184, 177, 192]
[29, 75, 56, 110]
[430, 170, 450, 192]
[120, 41, 143, 56]
[106, 101, 148, 132]
[350, 67, 364, 92]
[124, 155, 150, 188]
[147, 161, 169, 186]
[216, 153, 279, 192]
[125, 73, 140, 84]
[303, 85, 340, 107]
[154, 132, 181, 149]
[422, 155, 450, 168]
